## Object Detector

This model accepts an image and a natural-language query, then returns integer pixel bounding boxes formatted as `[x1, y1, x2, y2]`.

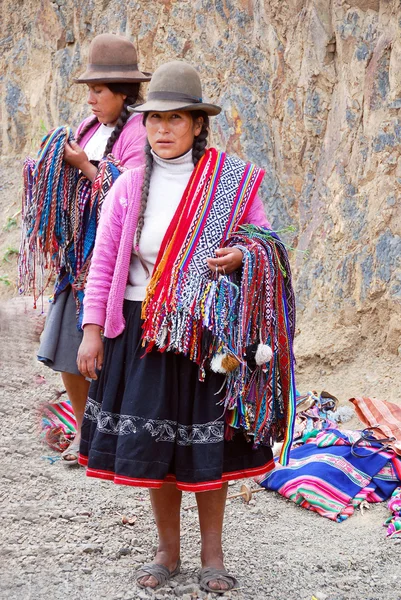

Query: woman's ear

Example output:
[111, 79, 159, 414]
[194, 117, 203, 136]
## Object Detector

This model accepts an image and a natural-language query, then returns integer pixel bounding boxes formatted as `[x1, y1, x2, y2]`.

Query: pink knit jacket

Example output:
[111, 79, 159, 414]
[83, 164, 271, 338]
[76, 114, 147, 167]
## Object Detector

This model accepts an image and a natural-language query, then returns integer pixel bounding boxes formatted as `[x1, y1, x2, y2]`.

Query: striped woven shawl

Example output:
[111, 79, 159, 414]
[141, 148, 296, 464]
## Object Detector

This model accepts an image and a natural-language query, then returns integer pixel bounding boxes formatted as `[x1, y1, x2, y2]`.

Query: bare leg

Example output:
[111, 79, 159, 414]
[196, 482, 229, 592]
[137, 484, 182, 588]
[61, 372, 90, 460]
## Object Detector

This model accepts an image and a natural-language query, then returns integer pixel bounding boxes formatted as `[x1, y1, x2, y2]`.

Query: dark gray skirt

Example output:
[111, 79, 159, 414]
[37, 286, 82, 376]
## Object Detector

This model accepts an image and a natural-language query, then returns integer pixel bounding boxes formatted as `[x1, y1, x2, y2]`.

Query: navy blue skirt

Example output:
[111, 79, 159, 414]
[79, 301, 274, 492]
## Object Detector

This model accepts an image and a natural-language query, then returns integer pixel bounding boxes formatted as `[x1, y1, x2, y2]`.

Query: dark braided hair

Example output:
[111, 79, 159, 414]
[191, 111, 209, 165]
[76, 116, 98, 144]
[103, 82, 142, 156]
[76, 82, 143, 156]
[135, 111, 209, 258]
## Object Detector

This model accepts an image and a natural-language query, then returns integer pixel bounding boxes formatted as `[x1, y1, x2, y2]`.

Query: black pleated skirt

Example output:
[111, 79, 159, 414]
[79, 301, 274, 492]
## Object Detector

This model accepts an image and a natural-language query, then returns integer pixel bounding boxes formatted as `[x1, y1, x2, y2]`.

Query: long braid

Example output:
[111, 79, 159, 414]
[135, 142, 153, 275]
[192, 119, 209, 165]
[103, 101, 130, 157]
[76, 116, 98, 144]
[191, 112, 209, 165]
[103, 82, 142, 157]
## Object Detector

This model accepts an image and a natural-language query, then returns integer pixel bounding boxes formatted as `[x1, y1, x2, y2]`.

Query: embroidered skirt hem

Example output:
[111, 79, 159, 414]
[78, 454, 274, 492]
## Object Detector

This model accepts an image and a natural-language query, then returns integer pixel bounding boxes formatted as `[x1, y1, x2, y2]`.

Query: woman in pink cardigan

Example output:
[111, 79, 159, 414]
[37, 34, 151, 465]
[78, 62, 274, 594]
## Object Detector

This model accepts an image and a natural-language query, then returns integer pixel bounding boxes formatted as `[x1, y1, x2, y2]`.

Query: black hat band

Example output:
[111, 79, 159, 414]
[148, 91, 202, 103]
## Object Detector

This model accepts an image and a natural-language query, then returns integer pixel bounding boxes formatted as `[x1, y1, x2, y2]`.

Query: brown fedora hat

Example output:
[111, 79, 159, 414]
[74, 34, 152, 84]
[130, 61, 221, 116]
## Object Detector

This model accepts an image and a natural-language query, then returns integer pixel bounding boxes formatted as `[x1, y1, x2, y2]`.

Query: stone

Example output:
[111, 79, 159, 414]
[82, 544, 103, 554]
[116, 547, 132, 558]
[61, 510, 75, 520]
[69, 516, 89, 523]
[174, 584, 199, 596]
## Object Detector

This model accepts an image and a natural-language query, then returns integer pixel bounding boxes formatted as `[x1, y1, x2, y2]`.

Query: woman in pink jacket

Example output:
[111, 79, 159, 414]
[78, 62, 278, 594]
[38, 34, 151, 465]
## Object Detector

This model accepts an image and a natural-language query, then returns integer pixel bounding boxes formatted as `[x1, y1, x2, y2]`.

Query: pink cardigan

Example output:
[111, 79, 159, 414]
[76, 114, 147, 167]
[83, 165, 270, 338]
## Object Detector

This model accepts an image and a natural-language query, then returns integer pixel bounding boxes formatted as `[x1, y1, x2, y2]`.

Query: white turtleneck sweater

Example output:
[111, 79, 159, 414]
[124, 149, 194, 301]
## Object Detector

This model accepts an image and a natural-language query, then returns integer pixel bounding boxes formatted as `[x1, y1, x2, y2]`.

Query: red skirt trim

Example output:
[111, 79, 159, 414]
[78, 453, 275, 493]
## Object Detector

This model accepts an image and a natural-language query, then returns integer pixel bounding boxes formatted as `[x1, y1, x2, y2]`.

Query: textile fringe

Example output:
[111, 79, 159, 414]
[18, 127, 78, 306]
[223, 225, 296, 465]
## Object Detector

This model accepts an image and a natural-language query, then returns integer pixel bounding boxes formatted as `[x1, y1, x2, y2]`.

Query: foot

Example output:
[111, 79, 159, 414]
[199, 565, 238, 594]
[136, 551, 180, 589]
[61, 436, 81, 465]
[200, 553, 233, 593]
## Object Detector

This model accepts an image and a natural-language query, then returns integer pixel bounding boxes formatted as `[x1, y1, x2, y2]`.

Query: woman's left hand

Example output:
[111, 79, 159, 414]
[64, 141, 97, 181]
[206, 247, 243, 275]
[64, 140, 89, 169]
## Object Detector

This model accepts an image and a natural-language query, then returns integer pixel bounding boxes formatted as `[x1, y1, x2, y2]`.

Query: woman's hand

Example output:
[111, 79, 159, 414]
[206, 247, 243, 275]
[77, 324, 104, 380]
[64, 141, 97, 181]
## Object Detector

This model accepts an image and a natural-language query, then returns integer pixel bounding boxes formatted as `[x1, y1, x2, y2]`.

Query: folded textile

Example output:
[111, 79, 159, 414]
[40, 398, 77, 452]
[350, 397, 401, 456]
[257, 428, 401, 522]
[294, 390, 338, 442]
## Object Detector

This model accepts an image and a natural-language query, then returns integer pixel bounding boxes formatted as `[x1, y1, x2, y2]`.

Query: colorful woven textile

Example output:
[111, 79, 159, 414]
[350, 396, 401, 457]
[257, 428, 401, 522]
[141, 149, 296, 464]
[19, 126, 125, 328]
[19, 127, 78, 304]
[222, 226, 296, 465]
[54, 158, 124, 327]
[40, 398, 77, 452]
[141, 148, 264, 357]
[384, 486, 401, 538]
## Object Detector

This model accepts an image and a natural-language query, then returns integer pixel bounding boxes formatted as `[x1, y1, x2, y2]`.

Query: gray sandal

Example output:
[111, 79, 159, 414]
[61, 441, 80, 466]
[136, 559, 181, 590]
[199, 567, 238, 595]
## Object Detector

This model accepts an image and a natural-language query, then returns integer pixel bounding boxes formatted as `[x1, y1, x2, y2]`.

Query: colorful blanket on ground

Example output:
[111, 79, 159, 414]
[19, 126, 124, 328]
[384, 487, 401, 538]
[141, 149, 296, 464]
[350, 397, 401, 457]
[40, 398, 77, 452]
[257, 428, 401, 522]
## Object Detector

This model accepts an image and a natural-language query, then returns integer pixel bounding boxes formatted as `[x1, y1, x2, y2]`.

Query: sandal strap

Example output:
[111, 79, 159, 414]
[136, 560, 181, 587]
[61, 442, 80, 459]
[200, 567, 238, 590]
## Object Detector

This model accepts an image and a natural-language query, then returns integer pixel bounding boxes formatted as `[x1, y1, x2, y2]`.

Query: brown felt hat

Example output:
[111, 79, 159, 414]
[74, 34, 152, 84]
[130, 61, 221, 116]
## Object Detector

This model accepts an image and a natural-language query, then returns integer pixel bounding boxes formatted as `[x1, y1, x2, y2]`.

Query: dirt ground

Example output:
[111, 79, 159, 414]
[0, 158, 400, 600]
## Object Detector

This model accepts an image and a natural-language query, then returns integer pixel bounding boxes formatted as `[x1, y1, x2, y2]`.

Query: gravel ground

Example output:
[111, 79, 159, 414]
[1, 299, 400, 600]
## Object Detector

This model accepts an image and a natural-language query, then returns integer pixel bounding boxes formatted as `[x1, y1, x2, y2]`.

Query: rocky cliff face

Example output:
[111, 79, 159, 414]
[1, 0, 400, 375]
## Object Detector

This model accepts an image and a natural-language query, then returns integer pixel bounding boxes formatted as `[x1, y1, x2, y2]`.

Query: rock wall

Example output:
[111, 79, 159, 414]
[1, 0, 400, 368]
